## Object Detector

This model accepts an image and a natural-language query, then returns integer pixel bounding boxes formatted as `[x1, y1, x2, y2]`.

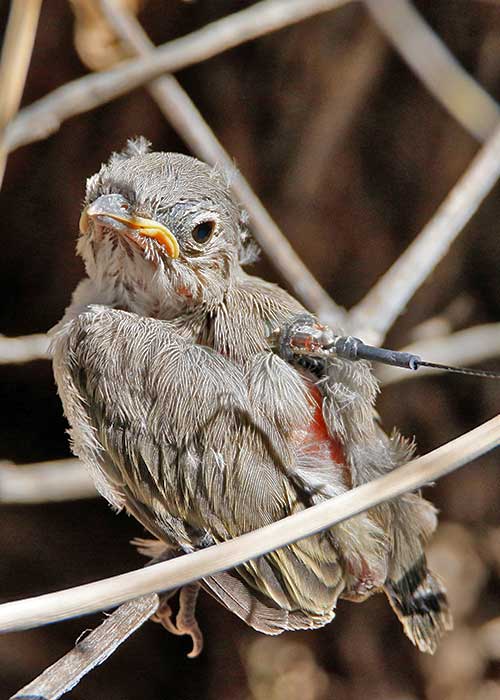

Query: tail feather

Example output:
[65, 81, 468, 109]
[385, 557, 453, 654]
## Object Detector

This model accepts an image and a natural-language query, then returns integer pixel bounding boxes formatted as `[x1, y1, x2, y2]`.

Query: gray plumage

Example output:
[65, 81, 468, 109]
[51, 138, 452, 655]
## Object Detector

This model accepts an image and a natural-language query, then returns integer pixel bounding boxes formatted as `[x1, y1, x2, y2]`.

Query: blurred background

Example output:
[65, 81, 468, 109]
[0, 1, 500, 698]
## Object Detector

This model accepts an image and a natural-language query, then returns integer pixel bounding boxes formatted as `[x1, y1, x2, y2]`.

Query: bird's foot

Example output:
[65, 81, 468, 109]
[132, 539, 204, 656]
[131, 537, 177, 562]
[176, 583, 203, 658]
[153, 583, 203, 658]
[152, 592, 180, 635]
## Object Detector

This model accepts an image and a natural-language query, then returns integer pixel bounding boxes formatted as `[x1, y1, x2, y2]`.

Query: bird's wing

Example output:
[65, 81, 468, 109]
[52, 305, 345, 631]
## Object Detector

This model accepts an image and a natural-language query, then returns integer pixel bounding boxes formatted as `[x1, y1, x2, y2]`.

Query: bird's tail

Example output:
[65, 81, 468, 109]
[384, 556, 453, 654]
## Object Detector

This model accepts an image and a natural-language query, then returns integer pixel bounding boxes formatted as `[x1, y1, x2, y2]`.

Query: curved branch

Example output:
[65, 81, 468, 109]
[365, 0, 500, 141]
[5, 0, 350, 154]
[0, 415, 498, 633]
[349, 123, 500, 344]
[0, 0, 42, 186]
[0, 333, 49, 365]
[0, 458, 95, 504]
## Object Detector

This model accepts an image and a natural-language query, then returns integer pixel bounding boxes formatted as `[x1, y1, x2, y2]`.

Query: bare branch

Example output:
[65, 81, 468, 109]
[0, 459, 95, 504]
[378, 323, 500, 385]
[408, 294, 477, 342]
[0, 0, 42, 186]
[0, 333, 49, 365]
[5, 0, 350, 155]
[284, 20, 387, 200]
[11, 594, 159, 700]
[349, 123, 500, 345]
[0, 415, 498, 633]
[364, 0, 500, 142]
[99, 0, 344, 322]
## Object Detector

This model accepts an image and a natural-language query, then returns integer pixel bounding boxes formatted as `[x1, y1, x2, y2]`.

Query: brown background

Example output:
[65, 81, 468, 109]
[1, 1, 500, 698]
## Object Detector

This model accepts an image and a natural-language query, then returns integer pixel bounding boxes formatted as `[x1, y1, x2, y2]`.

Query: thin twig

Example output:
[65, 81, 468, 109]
[0, 0, 42, 187]
[408, 294, 477, 342]
[364, 0, 500, 142]
[5, 0, 351, 155]
[99, 0, 344, 322]
[378, 323, 500, 385]
[284, 20, 387, 200]
[349, 123, 500, 345]
[11, 594, 159, 700]
[0, 333, 49, 365]
[0, 459, 95, 504]
[0, 415, 498, 633]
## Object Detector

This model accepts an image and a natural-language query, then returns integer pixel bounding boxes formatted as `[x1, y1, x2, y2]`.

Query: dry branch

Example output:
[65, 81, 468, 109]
[378, 323, 500, 385]
[0, 458, 95, 504]
[0, 0, 42, 186]
[0, 415, 498, 633]
[11, 594, 159, 700]
[350, 123, 500, 344]
[5, 0, 350, 155]
[99, 0, 344, 322]
[284, 20, 387, 200]
[365, 0, 500, 142]
[0, 333, 49, 365]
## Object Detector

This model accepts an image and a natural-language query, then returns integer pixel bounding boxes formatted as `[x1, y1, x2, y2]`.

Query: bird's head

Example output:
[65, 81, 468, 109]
[78, 138, 256, 316]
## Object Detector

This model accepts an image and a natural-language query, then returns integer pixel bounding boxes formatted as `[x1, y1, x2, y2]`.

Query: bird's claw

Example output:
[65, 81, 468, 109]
[152, 583, 203, 658]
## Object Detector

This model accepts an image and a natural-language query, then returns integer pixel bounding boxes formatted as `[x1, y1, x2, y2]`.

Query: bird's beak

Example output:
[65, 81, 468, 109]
[80, 193, 180, 259]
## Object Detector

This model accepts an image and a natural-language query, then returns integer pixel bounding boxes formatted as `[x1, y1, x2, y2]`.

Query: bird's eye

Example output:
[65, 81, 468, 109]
[192, 220, 215, 245]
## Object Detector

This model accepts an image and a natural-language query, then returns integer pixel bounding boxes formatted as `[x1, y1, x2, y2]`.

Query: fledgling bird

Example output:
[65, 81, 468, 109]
[51, 138, 452, 658]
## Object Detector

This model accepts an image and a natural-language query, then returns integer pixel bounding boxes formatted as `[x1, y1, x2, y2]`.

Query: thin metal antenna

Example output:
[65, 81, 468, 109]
[325, 336, 500, 378]
[414, 360, 500, 379]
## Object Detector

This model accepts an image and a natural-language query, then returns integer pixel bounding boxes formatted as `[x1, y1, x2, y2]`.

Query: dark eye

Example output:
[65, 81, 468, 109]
[192, 220, 215, 245]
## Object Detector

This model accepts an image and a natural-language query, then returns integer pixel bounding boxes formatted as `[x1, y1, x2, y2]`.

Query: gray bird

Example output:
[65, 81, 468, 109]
[51, 138, 452, 658]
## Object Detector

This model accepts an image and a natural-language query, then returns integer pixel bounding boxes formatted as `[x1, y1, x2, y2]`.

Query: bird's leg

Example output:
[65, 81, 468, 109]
[132, 539, 183, 635]
[175, 583, 203, 658]
[137, 541, 181, 635]
[133, 538, 204, 657]
[152, 590, 182, 636]
[270, 314, 332, 379]
[153, 583, 203, 658]
[271, 314, 328, 363]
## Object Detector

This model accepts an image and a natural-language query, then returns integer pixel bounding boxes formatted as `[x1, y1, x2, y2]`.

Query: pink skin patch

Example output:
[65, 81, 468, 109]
[307, 383, 347, 476]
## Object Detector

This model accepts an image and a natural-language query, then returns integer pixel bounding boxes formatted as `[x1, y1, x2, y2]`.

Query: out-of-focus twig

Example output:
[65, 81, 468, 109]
[365, 0, 500, 142]
[70, 0, 142, 70]
[0, 459, 95, 504]
[0, 415, 498, 633]
[98, 0, 344, 324]
[284, 20, 387, 200]
[378, 323, 500, 385]
[5, 0, 351, 155]
[0, 0, 42, 187]
[11, 594, 159, 700]
[409, 294, 477, 342]
[349, 123, 500, 345]
[0, 333, 49, 365]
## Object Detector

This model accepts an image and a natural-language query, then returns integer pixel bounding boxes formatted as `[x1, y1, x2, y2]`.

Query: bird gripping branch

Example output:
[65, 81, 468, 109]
[51, 139, 452, 657]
